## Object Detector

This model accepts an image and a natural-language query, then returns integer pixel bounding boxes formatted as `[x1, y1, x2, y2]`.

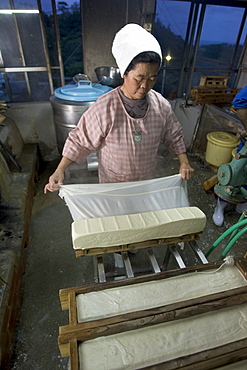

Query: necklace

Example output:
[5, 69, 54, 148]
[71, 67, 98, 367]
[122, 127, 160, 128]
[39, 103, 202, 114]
[132, 130, 142, 142]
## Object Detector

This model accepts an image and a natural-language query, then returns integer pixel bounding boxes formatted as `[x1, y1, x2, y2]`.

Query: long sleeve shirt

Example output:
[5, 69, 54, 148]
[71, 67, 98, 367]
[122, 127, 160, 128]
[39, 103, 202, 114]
[62, 87, 186, 183]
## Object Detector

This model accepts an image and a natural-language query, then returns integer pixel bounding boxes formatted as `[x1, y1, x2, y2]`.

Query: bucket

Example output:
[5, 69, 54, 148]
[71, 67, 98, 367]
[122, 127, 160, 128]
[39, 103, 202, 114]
[205, 131, 240, 167]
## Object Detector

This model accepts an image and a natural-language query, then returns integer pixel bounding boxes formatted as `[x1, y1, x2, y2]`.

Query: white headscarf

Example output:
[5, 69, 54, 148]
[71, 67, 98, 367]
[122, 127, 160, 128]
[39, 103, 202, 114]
[112, 23, 162, 77]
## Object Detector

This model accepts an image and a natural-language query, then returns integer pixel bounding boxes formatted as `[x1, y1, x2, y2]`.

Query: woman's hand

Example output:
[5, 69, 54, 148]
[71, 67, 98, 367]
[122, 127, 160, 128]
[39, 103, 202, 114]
[177, 153, 194, 180]
[179, 162, 194, 180]
[44, 156, 72, 193]
[44, 168, 64, 193]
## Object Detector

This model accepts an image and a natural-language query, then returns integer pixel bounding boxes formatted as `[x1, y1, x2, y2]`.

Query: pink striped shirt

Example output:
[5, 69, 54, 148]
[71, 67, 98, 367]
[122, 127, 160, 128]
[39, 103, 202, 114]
[63, 87, 186, 183]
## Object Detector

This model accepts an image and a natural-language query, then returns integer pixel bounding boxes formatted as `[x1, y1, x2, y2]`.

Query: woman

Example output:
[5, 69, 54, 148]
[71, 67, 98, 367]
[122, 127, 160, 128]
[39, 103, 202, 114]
[44, 23, 193, 193]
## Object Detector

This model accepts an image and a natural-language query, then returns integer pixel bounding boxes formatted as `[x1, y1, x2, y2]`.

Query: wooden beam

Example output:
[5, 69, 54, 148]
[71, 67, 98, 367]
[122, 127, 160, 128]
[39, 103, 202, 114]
[202, 174, 218, 193]
[69, 339, 79, 370]
[59, 260, 224, 311]
[143, 338, 247, 370]
[74, 233, 201, 257]
[58, 286, 247, 345]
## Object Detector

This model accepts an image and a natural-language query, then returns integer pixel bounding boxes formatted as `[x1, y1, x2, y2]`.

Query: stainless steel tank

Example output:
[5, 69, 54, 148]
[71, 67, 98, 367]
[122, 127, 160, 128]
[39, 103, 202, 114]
[50, 96, 93, 154]
[50, 76, 112, 155]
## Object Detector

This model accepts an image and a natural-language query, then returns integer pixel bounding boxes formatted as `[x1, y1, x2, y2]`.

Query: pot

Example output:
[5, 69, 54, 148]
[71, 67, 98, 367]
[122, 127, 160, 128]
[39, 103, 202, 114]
[50, 78, 112, 154]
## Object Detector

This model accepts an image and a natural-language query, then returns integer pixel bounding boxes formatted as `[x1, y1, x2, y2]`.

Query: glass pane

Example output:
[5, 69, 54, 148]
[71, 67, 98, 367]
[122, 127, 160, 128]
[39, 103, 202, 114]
[154, 67, 180, 98]
[13, 0, 38, 9]
[0, 73, 9, 101]
[0, 15, 22, 67]
[240, 19, 247, 45]
[192, 104, 243, 154]
[16, 13, 46, 66]
[7, 72, 29, 102]
[233, 19, 247, 69]
[57, 1, 83, 79]
[41, 0, 53, 15]
[29, 71, 50, 100]
[0, 1, 11, 9]
[52, 69, 62, 90]
[154, 0, 190, 67]
[196, 5, 245, 69]
[191, 71, 231, 89]
[42, 9, 59, 67]
[154, 0, 191, 97]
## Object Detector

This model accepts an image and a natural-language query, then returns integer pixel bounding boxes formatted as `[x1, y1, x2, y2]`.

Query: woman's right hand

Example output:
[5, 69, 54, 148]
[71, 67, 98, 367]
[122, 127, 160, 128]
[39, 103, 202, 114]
[44, 156, 72, 193]
[44, 168, 65, 193]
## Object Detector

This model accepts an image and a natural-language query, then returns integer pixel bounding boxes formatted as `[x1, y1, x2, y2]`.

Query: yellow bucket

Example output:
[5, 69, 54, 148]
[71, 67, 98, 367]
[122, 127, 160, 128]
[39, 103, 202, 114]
[205, 131, 239, 167]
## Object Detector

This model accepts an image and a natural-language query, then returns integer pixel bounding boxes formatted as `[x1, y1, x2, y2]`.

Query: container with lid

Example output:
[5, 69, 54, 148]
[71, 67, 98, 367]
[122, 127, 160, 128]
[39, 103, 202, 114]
[205, 131, 240, 167]
[54, 79, 112, 102]
[50, 77, 112, 155]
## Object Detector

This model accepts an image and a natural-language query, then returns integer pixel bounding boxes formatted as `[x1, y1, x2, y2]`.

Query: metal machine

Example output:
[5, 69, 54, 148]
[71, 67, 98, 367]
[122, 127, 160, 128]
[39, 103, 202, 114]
[215, 137, 247, 203]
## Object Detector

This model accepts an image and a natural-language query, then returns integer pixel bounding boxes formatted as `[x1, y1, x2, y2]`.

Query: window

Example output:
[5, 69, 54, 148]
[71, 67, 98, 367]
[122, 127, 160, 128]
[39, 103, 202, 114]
[154, 0, 247, 98]
[0, 0, 246, 102]
[153, 0, 191, 97]
[0, 0, 82, 102]
[193, 5, 247, 87]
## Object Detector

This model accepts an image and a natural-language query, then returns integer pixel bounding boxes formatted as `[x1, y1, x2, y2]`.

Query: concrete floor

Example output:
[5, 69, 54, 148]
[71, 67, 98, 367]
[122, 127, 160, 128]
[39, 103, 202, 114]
[10, 148, 247, 369]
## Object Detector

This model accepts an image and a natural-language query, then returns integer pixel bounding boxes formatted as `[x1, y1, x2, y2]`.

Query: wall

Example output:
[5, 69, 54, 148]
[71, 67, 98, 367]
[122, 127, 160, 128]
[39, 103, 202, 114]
[81, 0, 156, 82]
[4, 102, 59, 161]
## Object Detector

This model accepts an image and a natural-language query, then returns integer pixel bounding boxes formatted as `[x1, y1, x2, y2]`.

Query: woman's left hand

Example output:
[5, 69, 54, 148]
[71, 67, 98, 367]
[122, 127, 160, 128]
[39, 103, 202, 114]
[179, 162, 194, 180]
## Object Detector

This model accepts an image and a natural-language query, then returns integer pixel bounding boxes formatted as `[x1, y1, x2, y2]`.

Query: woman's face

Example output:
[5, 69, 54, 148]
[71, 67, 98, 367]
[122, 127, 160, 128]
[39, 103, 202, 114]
[121, 62, 159, 100]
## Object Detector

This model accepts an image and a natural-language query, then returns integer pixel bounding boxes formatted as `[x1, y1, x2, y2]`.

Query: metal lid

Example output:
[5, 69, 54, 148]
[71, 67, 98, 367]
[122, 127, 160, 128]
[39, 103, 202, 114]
[54, 80, 112, 102]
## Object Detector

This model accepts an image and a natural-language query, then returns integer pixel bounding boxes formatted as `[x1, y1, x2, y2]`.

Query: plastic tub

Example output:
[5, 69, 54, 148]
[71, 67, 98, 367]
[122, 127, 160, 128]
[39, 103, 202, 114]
[205, 131, 239, 167]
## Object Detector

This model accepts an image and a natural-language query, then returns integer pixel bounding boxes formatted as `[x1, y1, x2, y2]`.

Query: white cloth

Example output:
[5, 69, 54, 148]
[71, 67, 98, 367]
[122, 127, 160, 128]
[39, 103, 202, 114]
[112, 23, 162, 77]
[59, 174, 189, 221]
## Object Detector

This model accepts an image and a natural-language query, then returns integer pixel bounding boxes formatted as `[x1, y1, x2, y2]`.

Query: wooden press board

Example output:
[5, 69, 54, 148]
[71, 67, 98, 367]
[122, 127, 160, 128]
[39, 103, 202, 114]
[58, 258, 247, 370]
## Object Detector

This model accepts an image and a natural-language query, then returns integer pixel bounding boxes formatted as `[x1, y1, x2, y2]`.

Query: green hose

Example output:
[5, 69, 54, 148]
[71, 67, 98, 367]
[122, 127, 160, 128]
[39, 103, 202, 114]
[226, 213, 246, 244]
[220, 225, 247, 260]
[205, 218, 247, 258]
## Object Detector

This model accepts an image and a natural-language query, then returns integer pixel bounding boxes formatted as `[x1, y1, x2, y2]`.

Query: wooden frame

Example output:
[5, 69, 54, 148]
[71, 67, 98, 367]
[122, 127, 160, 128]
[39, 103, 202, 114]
[58, 258, 247, 369]
[64, 337, 247, 370]
[74, 232, 201, 257]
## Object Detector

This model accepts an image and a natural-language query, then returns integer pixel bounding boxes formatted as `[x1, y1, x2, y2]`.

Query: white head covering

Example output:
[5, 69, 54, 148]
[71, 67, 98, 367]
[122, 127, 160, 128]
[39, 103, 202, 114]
[112, 23, 162, 77]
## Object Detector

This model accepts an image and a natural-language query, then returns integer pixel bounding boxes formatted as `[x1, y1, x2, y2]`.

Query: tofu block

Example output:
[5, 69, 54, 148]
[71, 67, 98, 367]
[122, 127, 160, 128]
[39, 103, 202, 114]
[72, 207, 206, 250]
[76, 265, 247, 322]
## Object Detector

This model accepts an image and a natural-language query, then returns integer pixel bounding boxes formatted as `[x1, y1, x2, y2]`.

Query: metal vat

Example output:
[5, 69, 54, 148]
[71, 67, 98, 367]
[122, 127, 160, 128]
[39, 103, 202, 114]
[50, 96, 93, 154]
[50, 77, 112, 155]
